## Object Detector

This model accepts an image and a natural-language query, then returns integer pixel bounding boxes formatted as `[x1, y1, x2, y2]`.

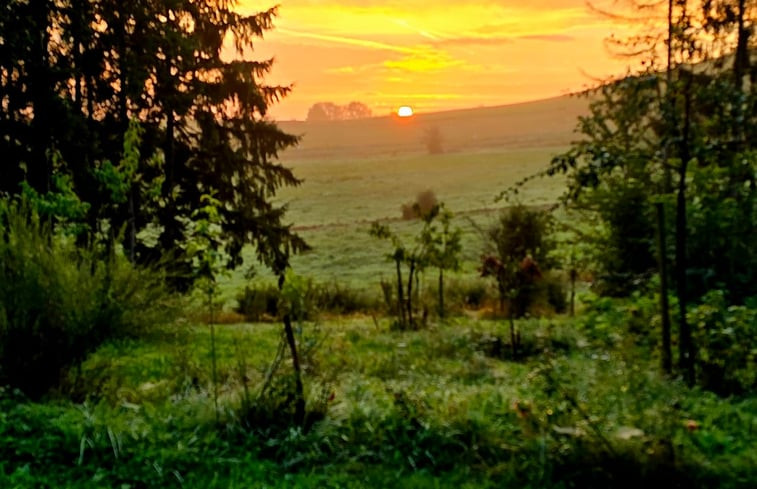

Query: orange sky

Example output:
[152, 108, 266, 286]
[235, 1, 642, 120]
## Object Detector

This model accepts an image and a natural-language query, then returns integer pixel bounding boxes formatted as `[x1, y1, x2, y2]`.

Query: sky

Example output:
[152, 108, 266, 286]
[234, 1, 641, 120]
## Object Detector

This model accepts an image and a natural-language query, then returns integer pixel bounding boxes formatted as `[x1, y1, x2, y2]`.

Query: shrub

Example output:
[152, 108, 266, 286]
[523, 272, 568, 316]
[690, 291, 757, 396]
[235, 281, 379, 322]
[542, 273, 568, 314]
[312, 282, 378, 315]
[481, 204, 554, 317]
[0, 201, 173, 398]
[426, 277, 494, 313]
[235, 285, 282, 321]
[401, 190, 438, 220]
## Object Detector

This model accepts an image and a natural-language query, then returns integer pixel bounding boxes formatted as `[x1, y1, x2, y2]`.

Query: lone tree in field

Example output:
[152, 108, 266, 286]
[401, 190, 438, 220]
[422, 126, 445, 155]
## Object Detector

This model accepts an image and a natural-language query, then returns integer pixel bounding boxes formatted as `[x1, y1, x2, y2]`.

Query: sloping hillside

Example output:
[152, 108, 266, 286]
[278, 94, 588, 161]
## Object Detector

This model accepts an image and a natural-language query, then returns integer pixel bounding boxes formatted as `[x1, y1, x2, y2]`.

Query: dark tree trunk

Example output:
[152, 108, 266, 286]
[438, 267, 444, 318]
[406, 259, 416, 329]
[70, 0, 84, 114]
[676, 70, 694, 386]
[395, 258, 406, 326]
[656, 202, 672, 376]
[283, 313, 305, 425]
[30, 0, 52, 194]
[734, 0, 749, 87]
[663, 0, 674, 194]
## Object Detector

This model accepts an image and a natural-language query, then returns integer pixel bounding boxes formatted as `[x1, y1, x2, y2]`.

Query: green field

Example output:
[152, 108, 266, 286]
[213, 95, 581, 299]
[278, 147, 567, 227]
[220, 146, 569, 301]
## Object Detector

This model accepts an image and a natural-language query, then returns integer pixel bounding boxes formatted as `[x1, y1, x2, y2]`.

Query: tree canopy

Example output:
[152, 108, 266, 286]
[549, 0, 756, 382]
[0, 0, 307, 286]
[306, 101, 373, 121]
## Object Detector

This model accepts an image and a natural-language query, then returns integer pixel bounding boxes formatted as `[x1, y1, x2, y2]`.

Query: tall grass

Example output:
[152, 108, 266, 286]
[0, 200, 174, 398]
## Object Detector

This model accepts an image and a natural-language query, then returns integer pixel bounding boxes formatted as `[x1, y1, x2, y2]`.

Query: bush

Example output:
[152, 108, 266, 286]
[235, 284, 282, 321]
[481, 204, 555, 317]
[312, 282, 378, 315]
[235, 281, 379, 321]
[542, 273, 568, 314]
[401, 190, 438, 220]
[0, 201, 173, 398]
[427, 277, 494, 312]
[690, 291, 757, 396]
[522, 272, 568, 316]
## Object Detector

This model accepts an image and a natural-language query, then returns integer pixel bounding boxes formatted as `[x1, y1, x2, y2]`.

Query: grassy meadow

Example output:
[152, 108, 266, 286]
[219, 98, 579, 300]
[4, 314, 755, 488]
[218, 147, 567, 300]
[3, 96, 755, 489]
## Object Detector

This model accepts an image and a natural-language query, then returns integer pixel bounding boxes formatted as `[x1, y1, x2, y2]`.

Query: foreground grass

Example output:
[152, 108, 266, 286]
[2, 312, 755, 488]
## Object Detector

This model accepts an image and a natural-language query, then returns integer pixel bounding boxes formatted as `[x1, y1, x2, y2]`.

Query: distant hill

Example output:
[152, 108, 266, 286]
[278, 94, 588, 161]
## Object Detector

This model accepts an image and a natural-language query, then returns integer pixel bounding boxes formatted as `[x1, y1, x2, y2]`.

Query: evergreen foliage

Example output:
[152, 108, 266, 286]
[0, 1, 306, 286]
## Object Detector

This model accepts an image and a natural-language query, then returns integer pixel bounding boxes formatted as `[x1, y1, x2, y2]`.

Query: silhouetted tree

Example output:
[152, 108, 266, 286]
[422, 126, 444, 155]
[0, 1, 308, 287]
[306, 101, 372, 121]
[344, 101, 373, 119]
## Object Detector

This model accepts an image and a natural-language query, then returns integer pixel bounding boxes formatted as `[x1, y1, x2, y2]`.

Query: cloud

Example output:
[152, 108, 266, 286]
[518, 34, 575, 42]
[433, 36, 512, 47]
[324, 50, 481, 77]
[276, 28, 417, 54]
[432, 32, 574, 47]
[383, 50, 467, 72]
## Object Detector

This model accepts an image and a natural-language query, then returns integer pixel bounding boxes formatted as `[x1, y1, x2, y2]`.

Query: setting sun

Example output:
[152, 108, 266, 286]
[236, 0, 633, 119]
[397, 106, 414, 117]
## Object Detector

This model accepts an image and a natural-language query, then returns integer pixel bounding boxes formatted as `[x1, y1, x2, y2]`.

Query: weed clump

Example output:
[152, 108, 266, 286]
[235, 280, 378, 321]
[0, 201, 173, 398]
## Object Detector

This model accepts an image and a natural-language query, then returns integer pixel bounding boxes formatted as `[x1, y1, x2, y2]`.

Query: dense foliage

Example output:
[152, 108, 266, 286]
[0, 0, 755, 487]
[549, 0, 756, 384]
[481, 204, 555, 317]
[0, 200, 173, 398]
[1, 314, 755, 488]
[0, 0, 306, 286]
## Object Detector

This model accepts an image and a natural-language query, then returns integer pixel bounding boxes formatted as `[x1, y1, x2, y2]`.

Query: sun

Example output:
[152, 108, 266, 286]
[397, 106, 414, 117]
